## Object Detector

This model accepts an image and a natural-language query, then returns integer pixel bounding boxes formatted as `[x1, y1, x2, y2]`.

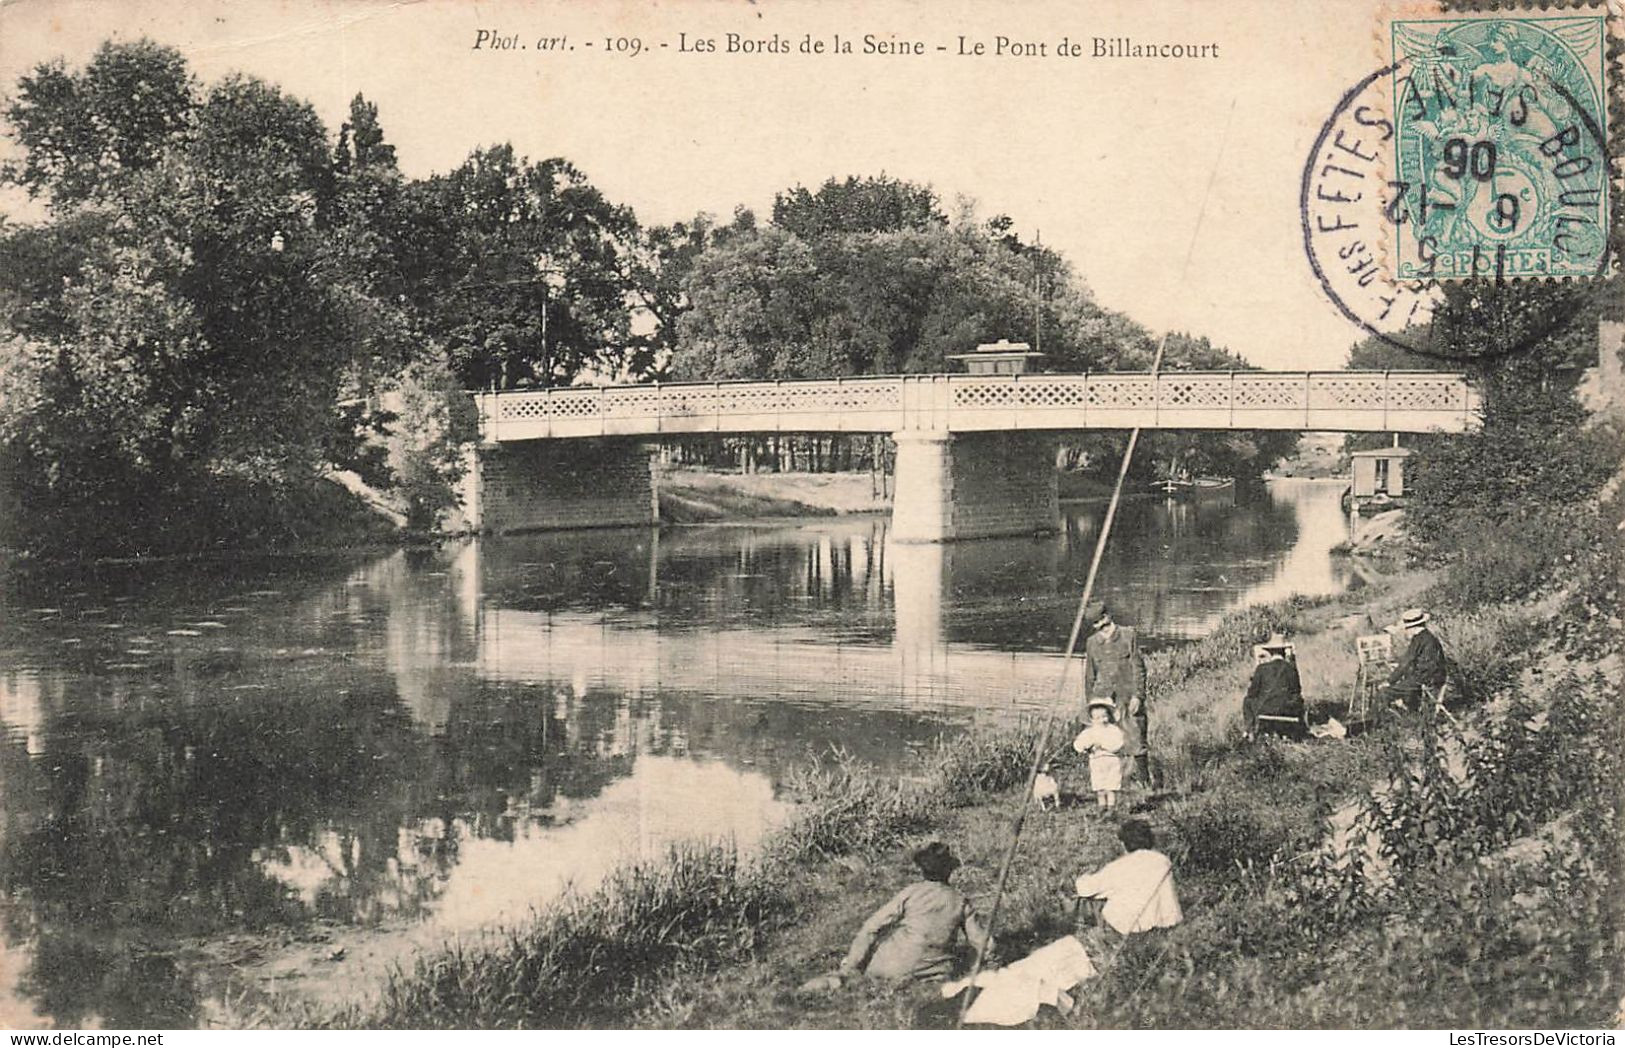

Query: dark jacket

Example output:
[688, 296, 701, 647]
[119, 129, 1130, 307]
[1084, 626, 1148, 755]
[1243, 657, 1304, 727]
[1389, 627, 1447, 694]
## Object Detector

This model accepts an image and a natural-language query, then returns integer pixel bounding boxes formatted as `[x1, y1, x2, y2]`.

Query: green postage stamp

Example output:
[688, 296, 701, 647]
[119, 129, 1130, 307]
[1389, 13, 1611, 281]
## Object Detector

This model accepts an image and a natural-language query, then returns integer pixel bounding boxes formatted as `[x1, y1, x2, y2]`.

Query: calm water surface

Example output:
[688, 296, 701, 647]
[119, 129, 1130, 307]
[0, 478, 1349, 1026]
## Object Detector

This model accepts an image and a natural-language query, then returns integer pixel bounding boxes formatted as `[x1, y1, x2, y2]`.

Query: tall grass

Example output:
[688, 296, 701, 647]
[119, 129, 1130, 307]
[929, 718, 1055, 805]
[773, 749, 939, 859]
[347, 843, 791, 1029]
[309, 748, 942, 1029]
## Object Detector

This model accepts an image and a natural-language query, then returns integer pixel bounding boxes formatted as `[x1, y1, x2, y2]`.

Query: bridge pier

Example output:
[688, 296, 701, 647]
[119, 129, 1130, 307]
[890, 431, 1059, 543]
[469, 437, 657, 534]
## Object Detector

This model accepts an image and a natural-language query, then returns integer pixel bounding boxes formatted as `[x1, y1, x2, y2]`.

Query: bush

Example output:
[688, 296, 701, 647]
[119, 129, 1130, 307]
[1165, 792, 1299, 876]
[1427, 505, 1597, 609]
[930, 720, 1052, 805]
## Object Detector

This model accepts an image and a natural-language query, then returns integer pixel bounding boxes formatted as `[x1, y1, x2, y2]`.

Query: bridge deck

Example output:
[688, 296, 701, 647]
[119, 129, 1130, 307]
[477, 371, 1479, 441]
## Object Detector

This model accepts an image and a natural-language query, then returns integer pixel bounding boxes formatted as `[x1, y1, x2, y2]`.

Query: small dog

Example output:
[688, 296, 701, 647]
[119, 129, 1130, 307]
[1032, 766, 1061, 810]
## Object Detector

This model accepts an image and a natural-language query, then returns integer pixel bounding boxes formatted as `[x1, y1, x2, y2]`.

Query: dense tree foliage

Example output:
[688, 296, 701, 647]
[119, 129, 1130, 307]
[0, 44, 449, 553]
[398, 146, 642, 389]
[674, 199, 1103, 379]
[771, 174, 945, 239]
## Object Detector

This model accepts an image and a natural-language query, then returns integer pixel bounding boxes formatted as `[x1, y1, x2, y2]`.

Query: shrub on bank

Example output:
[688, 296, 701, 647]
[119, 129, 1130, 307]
[930, 719, 1054, 806]
[774, 749, 940, 859]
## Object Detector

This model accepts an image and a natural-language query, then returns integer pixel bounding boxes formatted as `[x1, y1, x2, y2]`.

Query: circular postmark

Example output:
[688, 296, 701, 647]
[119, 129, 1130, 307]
[1301, 13, 1613, 360]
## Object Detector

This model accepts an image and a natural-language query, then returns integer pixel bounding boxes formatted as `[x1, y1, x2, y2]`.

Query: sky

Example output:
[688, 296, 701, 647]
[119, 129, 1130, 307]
[0, 0, 1401, 369]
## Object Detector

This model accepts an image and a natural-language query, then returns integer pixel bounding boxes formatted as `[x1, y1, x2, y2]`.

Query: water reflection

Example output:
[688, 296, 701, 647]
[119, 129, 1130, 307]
[0, 478, 1347, 1027]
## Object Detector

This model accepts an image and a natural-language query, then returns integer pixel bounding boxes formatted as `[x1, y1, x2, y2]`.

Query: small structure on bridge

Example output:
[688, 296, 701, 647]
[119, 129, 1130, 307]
[948, 339, 1046, 376]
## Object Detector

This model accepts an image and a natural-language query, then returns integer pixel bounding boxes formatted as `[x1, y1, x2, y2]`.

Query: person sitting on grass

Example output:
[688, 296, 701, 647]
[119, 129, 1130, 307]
[835, 841, 994, 983]
[1073, 819, 1182, 937]
[1072, 698, 1126, 810]
[1242, 632, 1304, 739]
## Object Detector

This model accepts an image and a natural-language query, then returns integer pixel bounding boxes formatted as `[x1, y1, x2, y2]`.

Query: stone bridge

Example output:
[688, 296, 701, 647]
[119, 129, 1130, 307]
[468, 370, 1478, 542]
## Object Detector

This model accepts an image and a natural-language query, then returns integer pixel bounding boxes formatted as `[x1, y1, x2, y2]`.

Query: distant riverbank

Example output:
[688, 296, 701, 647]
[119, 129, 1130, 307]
[658, 467, 1123, 524]
[657, 468, 887, 522]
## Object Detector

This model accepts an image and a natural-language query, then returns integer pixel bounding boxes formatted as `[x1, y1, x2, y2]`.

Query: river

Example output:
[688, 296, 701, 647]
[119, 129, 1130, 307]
[0, 477, 1350, 1027]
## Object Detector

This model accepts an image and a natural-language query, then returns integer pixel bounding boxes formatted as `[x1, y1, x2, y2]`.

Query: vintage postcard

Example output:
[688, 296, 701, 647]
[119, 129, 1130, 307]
[0, 0, 1618, 1034]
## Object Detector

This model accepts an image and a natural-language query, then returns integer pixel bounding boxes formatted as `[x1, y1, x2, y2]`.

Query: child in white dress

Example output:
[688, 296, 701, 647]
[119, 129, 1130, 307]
[1073, 699, 1126, 810]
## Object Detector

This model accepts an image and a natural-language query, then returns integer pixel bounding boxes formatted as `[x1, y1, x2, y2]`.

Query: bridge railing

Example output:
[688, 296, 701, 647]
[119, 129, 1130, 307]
[476, 371, 1481, 441]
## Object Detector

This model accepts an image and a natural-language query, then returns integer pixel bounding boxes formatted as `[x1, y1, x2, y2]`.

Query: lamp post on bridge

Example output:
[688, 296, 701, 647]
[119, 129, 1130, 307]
[448, 261, 570, 391]
[535, 255, 566, 389]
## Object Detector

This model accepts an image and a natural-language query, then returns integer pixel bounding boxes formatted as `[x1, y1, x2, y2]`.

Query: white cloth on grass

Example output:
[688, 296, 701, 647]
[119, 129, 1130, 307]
[940, 935, 1098, 1026]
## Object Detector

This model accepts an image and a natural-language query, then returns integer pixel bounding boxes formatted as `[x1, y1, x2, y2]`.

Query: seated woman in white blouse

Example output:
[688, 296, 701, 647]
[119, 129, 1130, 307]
[1073, 819, 1183, 935]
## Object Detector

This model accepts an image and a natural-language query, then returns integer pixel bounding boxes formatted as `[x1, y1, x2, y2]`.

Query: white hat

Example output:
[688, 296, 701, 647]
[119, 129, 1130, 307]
[1401, 608, 1429, 629]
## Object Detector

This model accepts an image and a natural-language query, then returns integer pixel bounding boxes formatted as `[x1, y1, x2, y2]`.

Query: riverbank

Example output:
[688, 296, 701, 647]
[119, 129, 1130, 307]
[657, 468, 1124, 523]
[240, 522, 1618, 1028]
[658, 468, 890, 522]
[662, 466, 1265, 519]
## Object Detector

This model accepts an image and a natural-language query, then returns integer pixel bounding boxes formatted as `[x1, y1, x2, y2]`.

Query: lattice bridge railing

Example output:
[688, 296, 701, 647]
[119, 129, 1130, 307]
[476, 371, 1479, 440]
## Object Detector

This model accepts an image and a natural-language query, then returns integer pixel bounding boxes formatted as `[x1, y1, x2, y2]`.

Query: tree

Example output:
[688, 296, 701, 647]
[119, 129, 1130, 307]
[0, 44, 425, 554]
[398, 146, 641, 389]
[671, 199, 1109, 380]
[2, 39, 195, 208]
[771, 175, 944, 239]
[624, 208, 756, 373]
[672, 225, 820, 379]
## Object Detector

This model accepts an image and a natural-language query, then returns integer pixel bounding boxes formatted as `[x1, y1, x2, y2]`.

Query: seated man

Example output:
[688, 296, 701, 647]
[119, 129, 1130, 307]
[839, 841, 993, 982]
[1073, 819, 1182, 935]
[1243, 632, 1304, 738]
[1382, 607, 1448, 712]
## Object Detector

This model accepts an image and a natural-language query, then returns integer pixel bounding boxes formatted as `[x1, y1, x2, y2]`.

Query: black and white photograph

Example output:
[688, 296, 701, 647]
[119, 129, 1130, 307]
[0, 0, 1618, 1032]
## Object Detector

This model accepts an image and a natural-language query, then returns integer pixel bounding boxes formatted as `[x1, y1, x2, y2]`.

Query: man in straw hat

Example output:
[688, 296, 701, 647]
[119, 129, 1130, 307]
[1383, 607, 1448, 712]
[1242, 631, 1304, 739]
[1082, 602, 1151, 786]
[836, 841, 993, 983]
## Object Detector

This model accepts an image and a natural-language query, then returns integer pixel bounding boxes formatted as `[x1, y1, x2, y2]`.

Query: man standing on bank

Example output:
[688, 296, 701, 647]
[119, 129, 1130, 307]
[1082, 602, 1150, 787]
[1383, 607, 1449, 713]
